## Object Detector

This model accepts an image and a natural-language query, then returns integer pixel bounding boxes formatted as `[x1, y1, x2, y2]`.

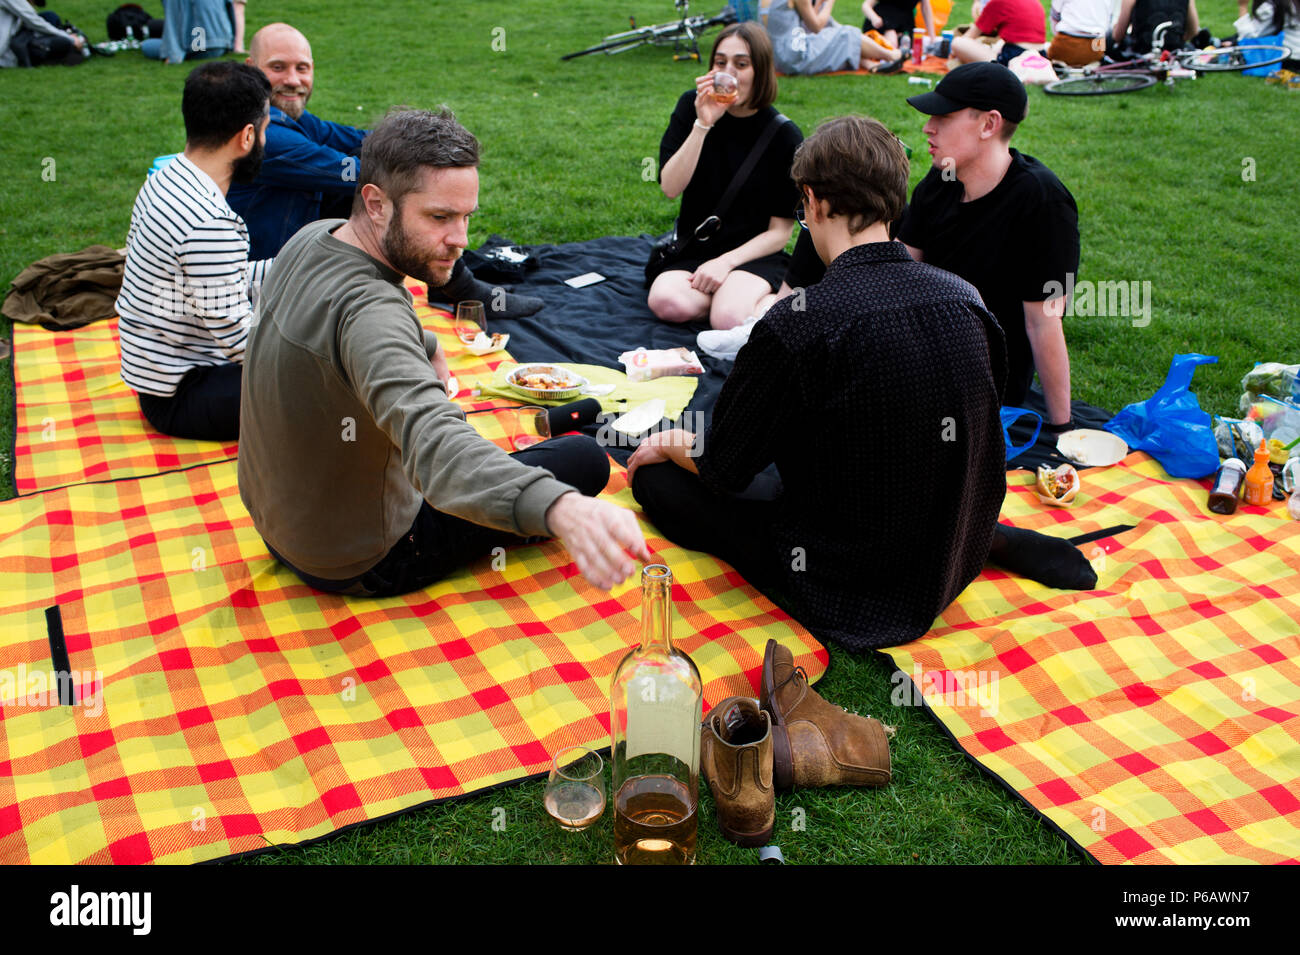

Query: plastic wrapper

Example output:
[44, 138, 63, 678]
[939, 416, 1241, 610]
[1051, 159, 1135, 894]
[1237, 362, 1299, 415]
[619, 347, 704, 382]
[1213, 416, 1265, 461]
[1244, 393, 1300, 449]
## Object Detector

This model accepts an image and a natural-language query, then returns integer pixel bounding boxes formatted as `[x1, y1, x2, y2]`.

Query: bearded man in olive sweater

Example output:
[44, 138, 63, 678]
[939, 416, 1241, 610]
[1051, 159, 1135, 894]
[238, 108, 647, 596]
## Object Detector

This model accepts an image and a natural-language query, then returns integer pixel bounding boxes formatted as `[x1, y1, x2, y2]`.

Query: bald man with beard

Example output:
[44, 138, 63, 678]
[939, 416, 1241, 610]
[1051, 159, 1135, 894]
[227, 23, 543, 316]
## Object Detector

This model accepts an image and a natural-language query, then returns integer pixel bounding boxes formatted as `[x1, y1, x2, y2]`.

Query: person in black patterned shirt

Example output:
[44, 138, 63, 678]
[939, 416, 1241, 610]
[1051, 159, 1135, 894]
[627, 115, 1009, 651]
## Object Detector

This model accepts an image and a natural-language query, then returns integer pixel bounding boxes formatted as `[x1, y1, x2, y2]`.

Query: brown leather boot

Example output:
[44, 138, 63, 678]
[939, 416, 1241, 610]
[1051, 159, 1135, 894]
[760, 639, 891, 791]
[700, 696, 774, 847]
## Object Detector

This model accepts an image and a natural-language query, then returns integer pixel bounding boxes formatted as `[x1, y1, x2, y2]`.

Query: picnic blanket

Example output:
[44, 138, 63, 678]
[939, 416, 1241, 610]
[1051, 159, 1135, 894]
[0, 434, 824, 866]
[883, 453, 1300, 864]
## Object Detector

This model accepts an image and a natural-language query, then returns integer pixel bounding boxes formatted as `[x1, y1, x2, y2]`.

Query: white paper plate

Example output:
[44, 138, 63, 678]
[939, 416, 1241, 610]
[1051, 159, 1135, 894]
[1056, 429, 1128, 467]
[444, 375, 459, 400]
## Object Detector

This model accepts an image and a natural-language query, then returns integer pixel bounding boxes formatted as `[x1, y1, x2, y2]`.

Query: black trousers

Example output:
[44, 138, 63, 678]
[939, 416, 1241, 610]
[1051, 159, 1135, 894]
[137, 363, 242, 442]
[630, 462, 784, 592]
[273, 435, 612, 597]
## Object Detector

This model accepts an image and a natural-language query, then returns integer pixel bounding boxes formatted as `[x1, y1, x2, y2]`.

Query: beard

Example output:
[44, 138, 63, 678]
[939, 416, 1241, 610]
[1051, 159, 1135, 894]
[381, 205, 459, 287]
[272, 86, 309, 120]
[231, 134, 265, 185]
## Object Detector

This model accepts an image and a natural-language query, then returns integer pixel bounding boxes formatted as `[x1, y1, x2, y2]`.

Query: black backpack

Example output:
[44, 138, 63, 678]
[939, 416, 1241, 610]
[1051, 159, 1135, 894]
[106, 3, 153, 40]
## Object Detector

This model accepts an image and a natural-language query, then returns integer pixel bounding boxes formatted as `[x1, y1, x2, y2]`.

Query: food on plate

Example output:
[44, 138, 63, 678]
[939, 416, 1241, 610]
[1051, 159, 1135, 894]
[1035, 463, 1079, 507]
[508, 365, 582, 394]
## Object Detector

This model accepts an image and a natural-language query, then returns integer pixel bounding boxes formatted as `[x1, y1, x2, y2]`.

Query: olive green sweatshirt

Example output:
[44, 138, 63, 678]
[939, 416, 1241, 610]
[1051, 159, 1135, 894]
[238, 220, 570, 580]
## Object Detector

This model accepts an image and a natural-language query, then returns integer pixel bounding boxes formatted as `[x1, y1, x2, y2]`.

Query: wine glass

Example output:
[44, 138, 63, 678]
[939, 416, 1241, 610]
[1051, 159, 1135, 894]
[512, 406, 550, 450]
[544, 746, 605, 832]
[712, 71, 738, 105]
[455, 300, 486, 347]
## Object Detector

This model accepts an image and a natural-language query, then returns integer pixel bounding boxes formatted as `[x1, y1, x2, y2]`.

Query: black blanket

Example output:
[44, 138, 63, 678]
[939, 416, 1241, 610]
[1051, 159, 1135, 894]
[475, 234, 1112, 470]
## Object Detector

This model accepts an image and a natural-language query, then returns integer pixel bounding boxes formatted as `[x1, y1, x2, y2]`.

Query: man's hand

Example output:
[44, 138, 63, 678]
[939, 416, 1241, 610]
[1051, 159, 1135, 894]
[546, 492, 651, 591]
[627, 429, 698, 484]
[689, 257, 732, 295]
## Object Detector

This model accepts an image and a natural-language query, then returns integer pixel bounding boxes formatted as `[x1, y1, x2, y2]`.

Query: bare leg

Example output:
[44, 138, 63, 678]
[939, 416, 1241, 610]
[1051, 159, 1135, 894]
[862, 32, 904, 64]
[709, 270, 777, 329]
[232, 1, 247, 54]
[648, 270, 710, 324]
[950, 36, 998, 63]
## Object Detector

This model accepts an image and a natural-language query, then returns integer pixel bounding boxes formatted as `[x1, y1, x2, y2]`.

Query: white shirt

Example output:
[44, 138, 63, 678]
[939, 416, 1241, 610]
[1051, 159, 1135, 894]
[1051, 0, 1117, 37]
[116, 154, 270, 396]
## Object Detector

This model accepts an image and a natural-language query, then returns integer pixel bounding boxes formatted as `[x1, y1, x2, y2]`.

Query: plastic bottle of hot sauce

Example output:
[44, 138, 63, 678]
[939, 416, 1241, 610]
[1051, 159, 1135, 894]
[1243, 440, 1275, 506]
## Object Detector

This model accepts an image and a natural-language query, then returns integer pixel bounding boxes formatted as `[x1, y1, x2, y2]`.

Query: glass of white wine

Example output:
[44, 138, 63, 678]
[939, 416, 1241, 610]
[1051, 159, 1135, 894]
[544, 746, 605, 832]
[455, 300, 486, 347]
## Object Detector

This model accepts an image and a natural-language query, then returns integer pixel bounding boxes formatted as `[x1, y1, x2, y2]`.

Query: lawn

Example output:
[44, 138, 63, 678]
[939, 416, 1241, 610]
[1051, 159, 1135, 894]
[0, 0, 1293, 864]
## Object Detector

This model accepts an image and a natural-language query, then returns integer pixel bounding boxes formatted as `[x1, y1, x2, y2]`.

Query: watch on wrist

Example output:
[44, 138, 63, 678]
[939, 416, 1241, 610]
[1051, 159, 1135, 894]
[1044, 418, 1075, 435]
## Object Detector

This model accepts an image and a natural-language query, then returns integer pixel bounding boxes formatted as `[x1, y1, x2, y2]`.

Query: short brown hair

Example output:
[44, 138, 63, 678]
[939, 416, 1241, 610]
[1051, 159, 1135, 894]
[355, 107, 480, 211]
[709, 21, 778, 111]
[790, 116, 908, 234]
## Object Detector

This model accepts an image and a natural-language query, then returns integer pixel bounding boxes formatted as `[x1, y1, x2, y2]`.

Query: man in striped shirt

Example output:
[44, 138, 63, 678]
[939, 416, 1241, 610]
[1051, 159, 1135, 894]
[116, 60, 272, 441]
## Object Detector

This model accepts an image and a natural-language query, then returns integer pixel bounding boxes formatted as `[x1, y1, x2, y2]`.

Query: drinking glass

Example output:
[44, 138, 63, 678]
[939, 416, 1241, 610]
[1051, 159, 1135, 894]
[712, 71, 738, 105]
[544, 746, 605, 832]
[512, 406, 550, 450]
[455, 300, 486, 346]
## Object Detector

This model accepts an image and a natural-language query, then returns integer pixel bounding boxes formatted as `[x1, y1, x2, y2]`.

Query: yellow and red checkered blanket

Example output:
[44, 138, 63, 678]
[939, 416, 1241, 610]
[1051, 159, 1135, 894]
[1, 283, 824, 864]
[884, 455, 1300, 864]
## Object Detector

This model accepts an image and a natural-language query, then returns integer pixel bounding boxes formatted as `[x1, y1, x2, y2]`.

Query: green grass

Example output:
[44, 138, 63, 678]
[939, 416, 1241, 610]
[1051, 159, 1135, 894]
[1, 0, 1292, 864]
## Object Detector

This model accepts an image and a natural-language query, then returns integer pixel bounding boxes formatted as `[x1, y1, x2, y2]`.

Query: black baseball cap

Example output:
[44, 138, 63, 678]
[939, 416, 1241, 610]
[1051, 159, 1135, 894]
[906, 62, 1028, 123]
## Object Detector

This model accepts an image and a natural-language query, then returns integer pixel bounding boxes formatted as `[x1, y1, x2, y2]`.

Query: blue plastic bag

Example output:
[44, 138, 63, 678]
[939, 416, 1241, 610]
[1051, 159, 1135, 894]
[1105, 353, 1221, 478]
[1000, 406, 1042, 463]
[1240, 33, 1284, 77]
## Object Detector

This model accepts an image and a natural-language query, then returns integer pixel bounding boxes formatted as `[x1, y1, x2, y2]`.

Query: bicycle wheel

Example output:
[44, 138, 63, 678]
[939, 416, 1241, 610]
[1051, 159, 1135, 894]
[1044, 72, 1158, 95]
[1178, 45, 1291, 72]
[561, 30, 650, 60]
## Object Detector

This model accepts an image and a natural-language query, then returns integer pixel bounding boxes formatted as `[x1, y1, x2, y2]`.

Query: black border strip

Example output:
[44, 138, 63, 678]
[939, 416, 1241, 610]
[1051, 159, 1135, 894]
[45, 604, 76, 707]
[874, 649, 1100, 865]
[10, 455, 239, 500]
[4, 320, 15, 501]
[1068, 524, 1138, 547]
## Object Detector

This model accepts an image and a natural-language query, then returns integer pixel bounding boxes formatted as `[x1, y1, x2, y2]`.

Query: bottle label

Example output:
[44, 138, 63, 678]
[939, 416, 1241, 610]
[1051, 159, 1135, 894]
[625, 673, 701, 764]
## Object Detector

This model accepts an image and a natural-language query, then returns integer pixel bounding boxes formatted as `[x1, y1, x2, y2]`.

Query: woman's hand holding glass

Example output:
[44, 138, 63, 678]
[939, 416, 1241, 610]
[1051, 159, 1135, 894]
[693, 72, 731, 126]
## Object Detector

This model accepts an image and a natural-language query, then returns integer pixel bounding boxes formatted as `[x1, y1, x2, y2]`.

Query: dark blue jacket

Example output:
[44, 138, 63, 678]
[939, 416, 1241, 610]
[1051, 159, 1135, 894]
[228, 106, 368, 261]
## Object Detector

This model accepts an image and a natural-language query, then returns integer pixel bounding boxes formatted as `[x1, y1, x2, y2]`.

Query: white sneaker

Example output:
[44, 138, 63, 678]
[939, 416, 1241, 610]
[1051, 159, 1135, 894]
[697, 316, 758, 361]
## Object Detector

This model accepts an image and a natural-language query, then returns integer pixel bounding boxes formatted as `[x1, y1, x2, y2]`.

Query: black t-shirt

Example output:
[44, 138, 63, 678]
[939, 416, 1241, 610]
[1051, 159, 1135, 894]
[657, 90, 802, 261]
[1131, 0, 1189, 51]
[897, 149, 1079, 405]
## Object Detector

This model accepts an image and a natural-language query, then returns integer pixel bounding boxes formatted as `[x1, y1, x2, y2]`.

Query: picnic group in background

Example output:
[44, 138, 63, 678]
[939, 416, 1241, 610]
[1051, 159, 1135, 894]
[97, 8, 1109, 651]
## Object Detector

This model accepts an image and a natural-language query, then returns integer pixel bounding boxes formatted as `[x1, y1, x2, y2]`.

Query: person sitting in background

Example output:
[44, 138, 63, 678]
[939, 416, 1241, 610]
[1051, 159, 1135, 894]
[1046, 0, 1112, 66]
[143, 0, 232, 63]
[1111, 0, 1199, 54]
[950, 0, 1046, 64]
[648, 22, 804, 331]
[0, 0, 83, 67]
[116, 62, 271, 441]
[862, 0, 937, 55]
[761, 0, 905, 74]
[227, 22, 543, 316]
[1229, 0, 1300, 70]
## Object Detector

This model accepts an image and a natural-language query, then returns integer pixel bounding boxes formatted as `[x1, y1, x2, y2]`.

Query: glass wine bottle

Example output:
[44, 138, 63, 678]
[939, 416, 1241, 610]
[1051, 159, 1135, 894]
[610, 564, 703, 865]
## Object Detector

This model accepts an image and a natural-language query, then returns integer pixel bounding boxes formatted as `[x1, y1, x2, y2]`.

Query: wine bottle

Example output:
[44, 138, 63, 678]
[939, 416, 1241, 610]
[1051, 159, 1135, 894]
[610, 564, 702, 865]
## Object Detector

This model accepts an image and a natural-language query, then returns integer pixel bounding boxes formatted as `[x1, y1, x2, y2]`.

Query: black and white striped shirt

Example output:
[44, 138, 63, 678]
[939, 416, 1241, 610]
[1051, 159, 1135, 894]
[116, 154, 271, 397]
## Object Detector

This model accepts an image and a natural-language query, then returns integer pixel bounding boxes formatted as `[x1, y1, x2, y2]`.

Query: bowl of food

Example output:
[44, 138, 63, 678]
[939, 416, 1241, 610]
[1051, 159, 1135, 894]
[506, 363, 589, 401]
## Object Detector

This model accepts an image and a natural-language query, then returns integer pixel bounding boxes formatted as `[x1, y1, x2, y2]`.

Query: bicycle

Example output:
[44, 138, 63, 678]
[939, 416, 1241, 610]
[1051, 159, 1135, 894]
[561, 0, 737, 62]
[1044, 22, 1291, 96]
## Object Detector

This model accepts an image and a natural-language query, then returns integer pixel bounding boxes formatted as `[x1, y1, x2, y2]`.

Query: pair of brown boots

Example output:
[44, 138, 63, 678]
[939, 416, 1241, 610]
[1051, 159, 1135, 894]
[700, 640, 892, 847]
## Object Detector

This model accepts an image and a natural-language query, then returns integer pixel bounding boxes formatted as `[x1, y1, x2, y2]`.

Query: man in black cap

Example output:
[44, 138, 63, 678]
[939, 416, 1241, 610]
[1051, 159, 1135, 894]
[900, 61, 1078, 431]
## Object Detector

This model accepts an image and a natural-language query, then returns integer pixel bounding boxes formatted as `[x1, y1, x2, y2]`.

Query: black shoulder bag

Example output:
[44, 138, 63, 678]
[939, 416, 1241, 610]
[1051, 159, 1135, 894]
[645, 112, 791, 286]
